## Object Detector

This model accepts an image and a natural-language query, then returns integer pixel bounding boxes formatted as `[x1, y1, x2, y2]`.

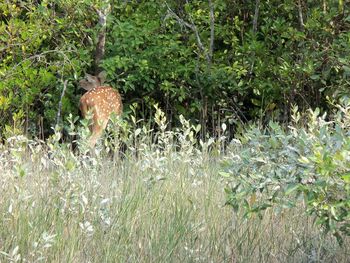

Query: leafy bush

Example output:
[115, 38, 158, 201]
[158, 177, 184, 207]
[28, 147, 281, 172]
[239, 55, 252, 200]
[223, 98, 350, 243]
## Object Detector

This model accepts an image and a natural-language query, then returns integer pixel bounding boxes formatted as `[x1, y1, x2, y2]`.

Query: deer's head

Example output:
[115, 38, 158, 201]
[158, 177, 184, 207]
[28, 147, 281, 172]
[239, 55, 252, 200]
[79, 71, 107, 91]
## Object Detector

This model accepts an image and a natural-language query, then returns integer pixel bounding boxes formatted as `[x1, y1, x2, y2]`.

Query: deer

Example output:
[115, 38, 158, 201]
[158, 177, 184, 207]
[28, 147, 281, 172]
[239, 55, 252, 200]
[78, 5, 123, 147]
[79, 72, 123, 148]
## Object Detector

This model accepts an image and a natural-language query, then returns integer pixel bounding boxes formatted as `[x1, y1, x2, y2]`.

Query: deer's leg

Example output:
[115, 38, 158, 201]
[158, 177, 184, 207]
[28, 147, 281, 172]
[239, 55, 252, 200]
[88, 108, 102, 147]
[89, 109, 110, 148]
[89, 124, 103, 148]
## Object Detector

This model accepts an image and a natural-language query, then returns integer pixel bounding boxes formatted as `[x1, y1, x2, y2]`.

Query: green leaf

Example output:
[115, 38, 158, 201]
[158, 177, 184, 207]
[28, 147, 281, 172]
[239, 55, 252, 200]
[341, 173, 350, 183]
[298, 156, 310, 164]
[285, 183, 300, 195]
[219, 171, 231, 178]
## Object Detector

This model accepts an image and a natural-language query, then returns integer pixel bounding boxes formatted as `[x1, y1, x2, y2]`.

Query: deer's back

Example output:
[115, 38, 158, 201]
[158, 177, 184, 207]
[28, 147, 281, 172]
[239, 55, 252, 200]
[79, 86, 123, 118]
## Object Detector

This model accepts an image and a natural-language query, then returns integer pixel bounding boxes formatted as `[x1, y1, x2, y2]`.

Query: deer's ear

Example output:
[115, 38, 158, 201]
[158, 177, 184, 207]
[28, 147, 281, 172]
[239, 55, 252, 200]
[79, 79, 95, 91]
[80, 73, 101, 90]
[97, 71, 107, 85]
[86, 74, 100, 86]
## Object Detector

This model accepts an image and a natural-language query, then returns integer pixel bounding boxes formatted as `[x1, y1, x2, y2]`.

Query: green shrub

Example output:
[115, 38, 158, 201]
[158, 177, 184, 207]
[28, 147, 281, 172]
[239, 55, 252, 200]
[223, 98, 350, 243]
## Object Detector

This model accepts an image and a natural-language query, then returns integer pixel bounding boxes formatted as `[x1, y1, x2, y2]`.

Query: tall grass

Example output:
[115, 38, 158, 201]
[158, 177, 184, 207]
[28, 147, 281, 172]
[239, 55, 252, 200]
[0, 108, 349, 262]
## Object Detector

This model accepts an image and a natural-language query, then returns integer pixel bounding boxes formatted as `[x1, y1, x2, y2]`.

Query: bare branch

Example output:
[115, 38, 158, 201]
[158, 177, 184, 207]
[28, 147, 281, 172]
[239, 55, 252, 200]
[208, 0, 215, 62]
[297, 0, 305, 31]
[165, 2, 211, 63]
[56, 79, 68, 128]
[0, 49, 76, 81]
[93, 2, 111, 74]
[165, 4, 194, 30]
[323, 0, 327, 13]
[339, 0, 344, 14]
[249, 0, 260, 77]
[252, 0, 260, 33]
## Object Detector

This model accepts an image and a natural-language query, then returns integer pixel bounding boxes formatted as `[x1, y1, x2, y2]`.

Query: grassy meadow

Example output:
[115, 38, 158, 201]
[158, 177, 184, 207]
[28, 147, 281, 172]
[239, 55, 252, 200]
[0, 108, 349, 262]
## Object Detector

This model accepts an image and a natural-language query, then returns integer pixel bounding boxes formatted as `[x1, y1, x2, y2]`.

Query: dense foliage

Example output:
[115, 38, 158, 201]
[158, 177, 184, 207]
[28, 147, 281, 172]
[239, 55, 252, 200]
[1, 0, 349, 139]
[222, 99, 350, 243]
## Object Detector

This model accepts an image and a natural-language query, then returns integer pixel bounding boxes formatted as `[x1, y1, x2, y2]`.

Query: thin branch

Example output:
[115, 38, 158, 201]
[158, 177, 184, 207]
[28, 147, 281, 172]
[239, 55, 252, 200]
[323, 0, 327, 13]
[165, 3, 194, 29]
[297, 0, 305, 31]
[165, 2, 211, 64]
[339, 0, 344, 14]
[252, 0, 260, 33]
[56, 79, 68, 128]
[208, 0, 215, 63]
[0, 49, 76, 81]
[93, 3, 111, 74]
[249, 0, 261, 77]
